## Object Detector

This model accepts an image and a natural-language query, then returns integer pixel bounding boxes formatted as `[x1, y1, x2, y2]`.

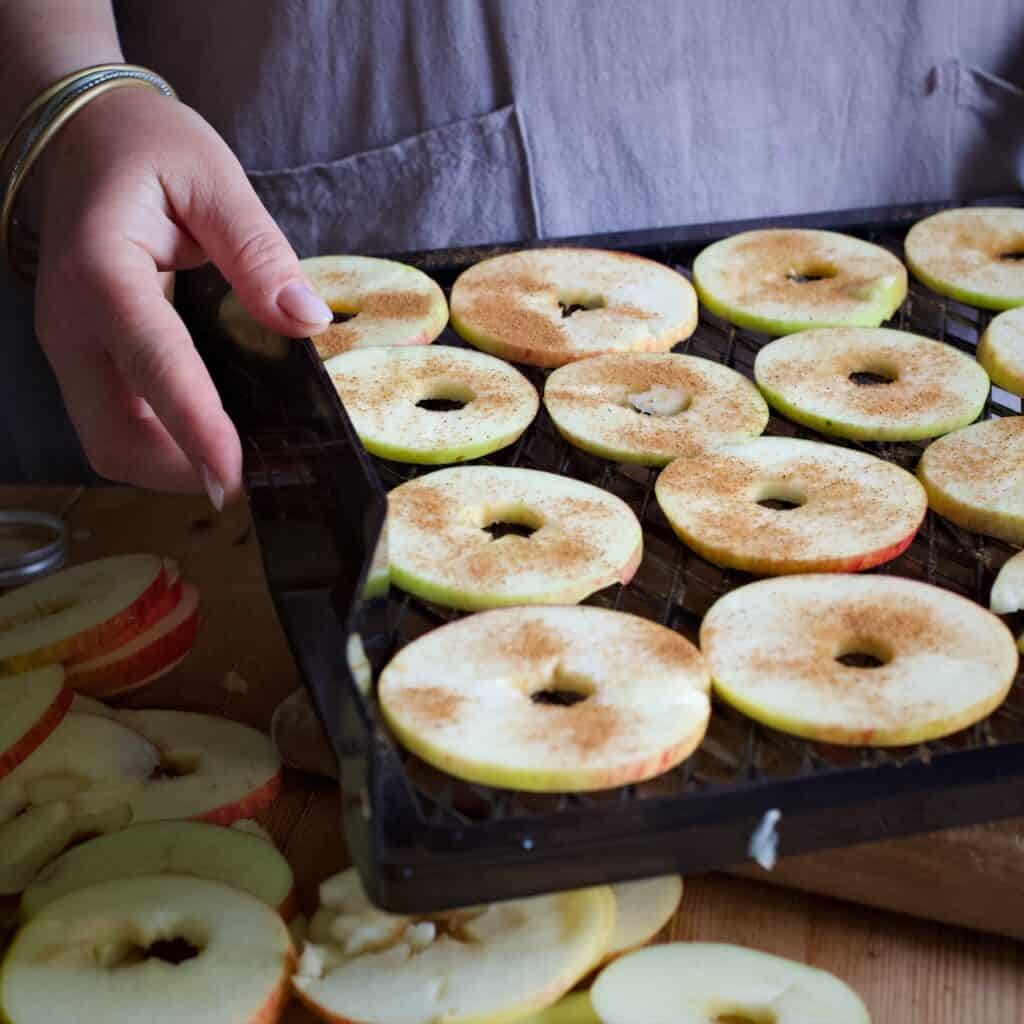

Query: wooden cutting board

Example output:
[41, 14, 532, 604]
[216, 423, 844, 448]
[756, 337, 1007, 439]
[3, 486, 1021, 1024]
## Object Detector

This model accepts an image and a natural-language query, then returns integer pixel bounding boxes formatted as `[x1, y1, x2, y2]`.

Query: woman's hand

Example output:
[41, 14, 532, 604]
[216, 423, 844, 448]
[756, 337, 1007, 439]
[32, 85, 333, 506]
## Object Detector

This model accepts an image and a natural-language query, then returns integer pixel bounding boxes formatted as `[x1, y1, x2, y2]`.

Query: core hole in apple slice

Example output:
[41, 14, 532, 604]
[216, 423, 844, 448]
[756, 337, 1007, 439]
[529, 666, 596, 707]
[558, 291, 606, 317]
[848, 369, 896, 386]
[754, 483, 806, 513]
[415, 381, 476, 414]
[480, 502, 544, 543]
[785, 261, 838, 284]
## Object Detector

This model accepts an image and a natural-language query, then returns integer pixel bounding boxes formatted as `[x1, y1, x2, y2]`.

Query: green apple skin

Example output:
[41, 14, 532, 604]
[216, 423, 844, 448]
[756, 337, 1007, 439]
[693, 272, 906, 337]
[754, 379, 987, 443]
[906, 255, 1024, 312]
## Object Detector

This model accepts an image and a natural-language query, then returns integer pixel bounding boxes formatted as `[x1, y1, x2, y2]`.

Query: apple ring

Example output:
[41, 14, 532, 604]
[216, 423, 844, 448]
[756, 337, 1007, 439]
[917, 415, 1024, 544]
[544, 353, 768, 465]
[219, 254, 449, 362]
[700, 574, 1018, 745]
[655, 437, 927, 575]
[754, 327, 990, 441]
[450, 248, 698, 367]
[593, 942, 871, 1024]
[904, 207, 1024, 310]
[977, 306, 1024, 396]
[388, 466, 642, 610]
[1, 875, 294, 1024]
[693, 228, 907, 335]
[329, 345, 538, 464]
[379, 606, 711, 791]
[294, 867, 614, 1024]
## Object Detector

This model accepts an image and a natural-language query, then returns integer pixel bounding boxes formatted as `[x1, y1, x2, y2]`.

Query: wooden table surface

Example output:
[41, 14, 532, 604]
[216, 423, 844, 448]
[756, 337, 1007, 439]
[4, 486, 1022, 1024]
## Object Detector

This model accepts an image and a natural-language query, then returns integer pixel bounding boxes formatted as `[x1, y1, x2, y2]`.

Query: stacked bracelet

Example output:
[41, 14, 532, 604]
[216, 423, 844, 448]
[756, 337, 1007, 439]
[0, 63, 177, 273]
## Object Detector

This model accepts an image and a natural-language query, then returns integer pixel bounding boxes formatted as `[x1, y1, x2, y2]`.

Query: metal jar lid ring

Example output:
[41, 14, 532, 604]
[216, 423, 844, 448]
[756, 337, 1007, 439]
[0, 509, 67, 587]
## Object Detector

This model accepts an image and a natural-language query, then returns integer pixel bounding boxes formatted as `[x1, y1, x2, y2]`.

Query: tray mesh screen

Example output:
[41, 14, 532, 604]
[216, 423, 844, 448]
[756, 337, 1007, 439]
[353, 224, 1024, 828]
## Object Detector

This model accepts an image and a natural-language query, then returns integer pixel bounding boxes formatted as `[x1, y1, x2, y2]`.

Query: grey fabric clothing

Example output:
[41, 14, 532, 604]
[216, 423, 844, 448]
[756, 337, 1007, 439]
[114, 0, 1024, 257]
[3, 0, 1023, 480]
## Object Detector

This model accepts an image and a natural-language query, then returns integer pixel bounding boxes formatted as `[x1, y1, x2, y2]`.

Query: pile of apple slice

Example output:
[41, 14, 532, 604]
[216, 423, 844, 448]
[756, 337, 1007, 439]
[0, 553, 200, 697]
[0, 685, 281, 893]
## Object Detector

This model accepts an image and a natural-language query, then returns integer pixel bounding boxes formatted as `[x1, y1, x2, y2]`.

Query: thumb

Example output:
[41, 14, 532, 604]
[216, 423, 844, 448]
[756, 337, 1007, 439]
[174, 143, 333, 337]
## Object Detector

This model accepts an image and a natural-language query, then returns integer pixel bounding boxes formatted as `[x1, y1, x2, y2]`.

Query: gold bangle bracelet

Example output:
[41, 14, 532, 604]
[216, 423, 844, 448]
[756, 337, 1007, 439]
[0, 68, 176, 265]
[0, 62, 130, 169]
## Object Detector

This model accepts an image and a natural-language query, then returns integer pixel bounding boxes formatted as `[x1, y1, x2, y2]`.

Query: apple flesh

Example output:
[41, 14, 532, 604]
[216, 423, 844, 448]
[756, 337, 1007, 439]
[221, 253, 449, 362]
[591, 942, 871, 1024]
[508, 992, 601, 1024]
[112, 710, 282, 826]
[693, 228, 907, 335]
[655, 437, 927, 575]
[292, 867, 616, 1024]
[543, 352, 769, 466]
[700, 574, 1019, 745]
[0, 711, 158, 893]
[0, 554, 168, 674]
[918, 416, 1024, 545]
[450, 247, 698, 367]
[20, 820, 295, 921]
[904, 207, 1024, 311]
[388, 466, 643, 611]
[753, 327, 990, 441]
[978, 307, 1024, 397]
[67, 582, 200, 697]
[991, 549, 1024, 653]
[604, 876, 683, 962]
[1, 875, 295, 1024]
[329, 345, 539, 464]
[0, 667, 71, 780]
[379, 606, 710, 792]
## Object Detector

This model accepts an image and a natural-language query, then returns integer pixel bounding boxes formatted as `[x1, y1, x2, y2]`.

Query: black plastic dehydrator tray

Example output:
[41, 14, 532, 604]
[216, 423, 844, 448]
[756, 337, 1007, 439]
[183, 197, 1024, 913]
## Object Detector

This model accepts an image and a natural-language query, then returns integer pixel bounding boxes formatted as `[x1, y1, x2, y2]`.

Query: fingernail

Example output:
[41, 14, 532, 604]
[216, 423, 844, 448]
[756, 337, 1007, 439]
[277, 281, 333, 326]
[200, 462, 225, 513]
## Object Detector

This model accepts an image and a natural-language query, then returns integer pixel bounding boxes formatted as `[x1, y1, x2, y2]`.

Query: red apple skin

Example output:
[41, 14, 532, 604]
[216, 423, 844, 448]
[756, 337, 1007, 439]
[194, 773, 283, 828]
[68, 597, 199, 697]
[1, 563, 171, 674]
[68, 572, 185, 668]
[257, 959, 297, 1024]
[0, 684, 72, 780]
[677, 519, 921, 576]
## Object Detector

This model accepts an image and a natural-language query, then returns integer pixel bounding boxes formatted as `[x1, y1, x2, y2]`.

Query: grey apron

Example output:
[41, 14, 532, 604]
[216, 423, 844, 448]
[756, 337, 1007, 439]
[4, 0, 1023, 478]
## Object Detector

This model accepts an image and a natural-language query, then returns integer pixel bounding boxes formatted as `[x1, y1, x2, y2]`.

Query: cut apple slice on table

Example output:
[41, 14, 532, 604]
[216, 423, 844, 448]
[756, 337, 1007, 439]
[904, 206, 1024, 310]
[388, 466, 643, 611]
[0, 711, 158, 893]
[693, 228, 907, 335]
[0, 554, 167, 674]
[0, 667, 71, 780]
[700, 574, 1019, 745]
[1, 875, 295, 1024]
[509, 992, 601, 1024]
[655, 436, 927, 575]
[380, 606, 710, 792]
[753, 327, 990, 441]
[591, 942, 871, 1024]
[918, 415, 1024, 545]
[292, 867, 615, 1024]
[604, 876, 683, 963]
[67, 582, 200, 697]
[20, 820, 295, 921]
[113, 710, 281, 825]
